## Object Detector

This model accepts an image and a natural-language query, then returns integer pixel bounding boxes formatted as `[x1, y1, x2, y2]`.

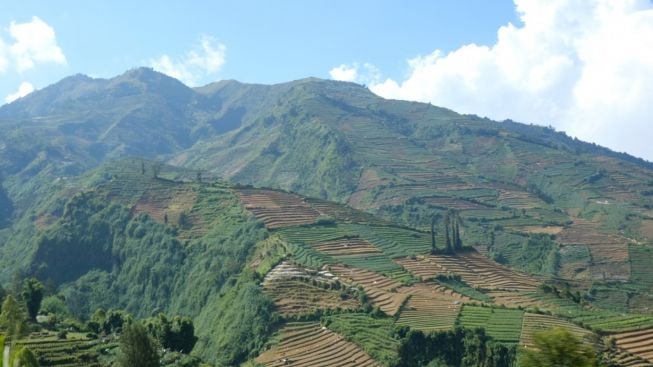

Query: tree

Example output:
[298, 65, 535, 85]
[444, 212, 452, 253]
[519, 327, 596, 367]
[0, 284, 6, 306]
[430, 216, 438, 254]
[152, 163, 162, 179]
[0, 295, 28, 339]
[170, 316, 198, 353]
[489, 229, 496, 252]
[11, 347, 39, 367]
[116, 322, 160, 367]
[103, 309, 129, 334]
[22, 277, 44, 320]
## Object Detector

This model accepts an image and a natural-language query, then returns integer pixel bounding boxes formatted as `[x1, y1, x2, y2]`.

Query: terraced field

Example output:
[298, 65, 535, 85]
[255, 322, 380, 367]
[262, 262, 359, 316]
[313, 237, 381, 256]
[458, 305, 524, 343]
[630, 245, 653, 289]
[131, 183, 197, 224]
[336, 254, 412, 281]
[329, 265, 408, 315]
[396, 250, 540, 292]
[557, 217, 631, 280]
[325, 313, 401, 365]
[574, 314, 653, 333]
[520, 313, 595, 348]
[612, 328, 653, 363]
[305, 198, 386, 225]
[235, 188, 320, 228]
[14, 332, 115, 367]
[395, 286, 463, 333]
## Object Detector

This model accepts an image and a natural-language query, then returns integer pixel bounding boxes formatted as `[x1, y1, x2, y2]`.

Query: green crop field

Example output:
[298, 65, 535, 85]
[325, 313, 401, 366]
[458, 305, 524, 343]
[629, 244, 653, 288]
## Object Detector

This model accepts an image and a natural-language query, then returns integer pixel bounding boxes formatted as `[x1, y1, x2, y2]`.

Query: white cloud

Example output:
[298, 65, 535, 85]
[5, 81, 34, 103]
[329, 62, 381, 86]
[0, 38, 8, 74]
[8, 16, 66, 72]
[330, 64, 359, 82]
[333, 0, 653, 160]
[151, 36, 226, 86]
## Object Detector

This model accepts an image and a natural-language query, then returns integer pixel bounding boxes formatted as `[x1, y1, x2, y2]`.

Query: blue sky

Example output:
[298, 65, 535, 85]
[2, 1, 653, 160]
[0, 0, 516, 87]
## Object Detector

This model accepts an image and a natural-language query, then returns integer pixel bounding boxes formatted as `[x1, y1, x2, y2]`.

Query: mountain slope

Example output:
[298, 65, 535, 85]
[2, 70, 653, 364]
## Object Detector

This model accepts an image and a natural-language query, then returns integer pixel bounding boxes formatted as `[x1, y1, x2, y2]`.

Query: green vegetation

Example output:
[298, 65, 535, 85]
[629, 244, 653, 288]
[458, 305, 524, 343]
[493, 234, 558, 275]
[1, 70, 653, 366]
[324, 313, 401, 366]
[434, 275, 493, 302]
[519, 327, 596, 367]
[21, 278, 44, 321]
[116, 322, 160, 367]
[396, 327, 517, 367]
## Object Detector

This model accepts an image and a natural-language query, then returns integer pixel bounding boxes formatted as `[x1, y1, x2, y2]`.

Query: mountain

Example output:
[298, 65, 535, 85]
[2, 68, 653, 365]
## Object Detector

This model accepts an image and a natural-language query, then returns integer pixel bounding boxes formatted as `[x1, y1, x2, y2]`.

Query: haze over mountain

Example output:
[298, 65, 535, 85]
[3, 68, 653, 366]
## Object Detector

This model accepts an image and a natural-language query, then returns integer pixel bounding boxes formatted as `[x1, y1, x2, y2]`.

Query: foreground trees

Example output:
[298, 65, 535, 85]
[519, 327, 596, 367]
[116, 322, 160, 367]
[0, 295, 28, 339]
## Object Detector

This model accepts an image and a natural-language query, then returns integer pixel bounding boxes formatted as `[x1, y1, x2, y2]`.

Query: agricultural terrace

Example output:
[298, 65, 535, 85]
[276, 223, 433, 259]
[629, 245, 653, 289]
[396, 250, 540, 291]
[304, 198, 386, 225]
[557, 217, 631, 280]
[325, 313, 401, 366]
[14, 332, 115, 367]
[573, 313, 653, 333]
[255, 322, 380, 367]
[262, 261, 359, 316]
[397, 284, 460, 332]
[329, 265, 408, 316]
[312, 237, 381, 256]
[458, 305, 524, 344]
[131, 183, 196, 224]
[519, 313, 595, 349]
[235, 188, 320, 229]
[485, 290, 544, 309]
[612, 328, 653, 363]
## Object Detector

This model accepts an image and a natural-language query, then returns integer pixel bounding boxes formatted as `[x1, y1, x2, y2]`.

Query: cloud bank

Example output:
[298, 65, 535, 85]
[151, 36, 226, 86]
[332, 0, 653, 160]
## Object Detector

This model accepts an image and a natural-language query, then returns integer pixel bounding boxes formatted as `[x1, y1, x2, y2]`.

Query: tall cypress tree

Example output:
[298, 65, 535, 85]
[444, 212, 452, 254]
[430, 216, 437, 254]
